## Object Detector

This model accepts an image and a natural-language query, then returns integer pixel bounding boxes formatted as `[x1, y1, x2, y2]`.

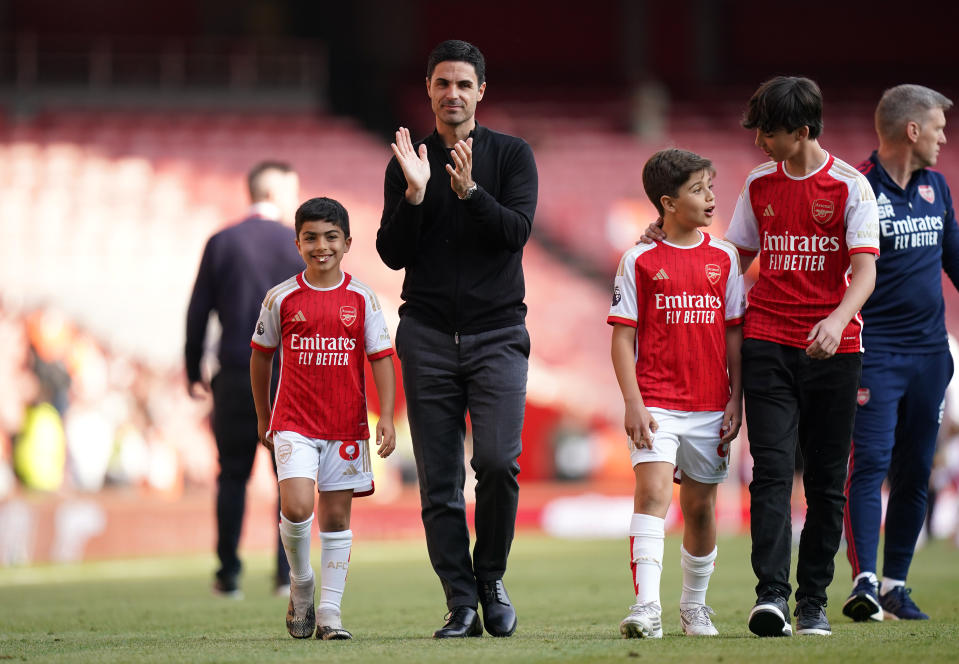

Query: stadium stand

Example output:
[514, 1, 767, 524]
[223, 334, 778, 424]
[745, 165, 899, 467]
[2, 96, 959, 562]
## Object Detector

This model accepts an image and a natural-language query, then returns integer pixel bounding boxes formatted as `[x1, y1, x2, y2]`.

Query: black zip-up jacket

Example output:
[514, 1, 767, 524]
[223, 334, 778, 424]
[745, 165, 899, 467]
[376, 124, 538, 335]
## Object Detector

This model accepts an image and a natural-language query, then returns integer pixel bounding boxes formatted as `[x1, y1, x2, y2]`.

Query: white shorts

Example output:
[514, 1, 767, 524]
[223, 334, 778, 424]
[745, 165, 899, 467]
[628, 408, 731, 484]
[272, 430, 374, 496]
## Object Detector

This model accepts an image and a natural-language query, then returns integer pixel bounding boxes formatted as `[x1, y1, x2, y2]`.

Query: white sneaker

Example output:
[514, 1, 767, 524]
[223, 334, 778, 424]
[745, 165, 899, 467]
[620, 602, 663, 639]
[680, 604, 719, 636]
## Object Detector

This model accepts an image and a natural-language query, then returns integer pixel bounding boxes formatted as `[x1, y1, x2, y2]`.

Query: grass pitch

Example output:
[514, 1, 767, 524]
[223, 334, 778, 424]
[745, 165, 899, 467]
[1, 533, 957, 663]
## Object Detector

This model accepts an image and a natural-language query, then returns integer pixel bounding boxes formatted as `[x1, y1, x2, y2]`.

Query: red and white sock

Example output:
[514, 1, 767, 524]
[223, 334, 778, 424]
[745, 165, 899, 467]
[629, 513, 665, 605]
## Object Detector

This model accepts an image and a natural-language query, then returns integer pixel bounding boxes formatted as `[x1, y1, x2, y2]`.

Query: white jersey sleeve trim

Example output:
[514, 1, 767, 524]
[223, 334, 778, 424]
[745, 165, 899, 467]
[254, 278, 300, 349]
[263, 274, 301, 311]
[609, 243, 656, 325]
[830, 157, 880, 253]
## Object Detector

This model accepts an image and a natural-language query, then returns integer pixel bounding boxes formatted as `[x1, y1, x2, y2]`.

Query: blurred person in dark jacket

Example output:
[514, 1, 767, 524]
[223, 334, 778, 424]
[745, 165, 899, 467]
[186, 161, 302, 598]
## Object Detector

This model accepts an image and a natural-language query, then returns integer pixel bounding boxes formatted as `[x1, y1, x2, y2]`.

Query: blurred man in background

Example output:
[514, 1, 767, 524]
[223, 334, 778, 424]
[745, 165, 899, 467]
[842, 85, 958, 622]
[185, 161, 302, 598]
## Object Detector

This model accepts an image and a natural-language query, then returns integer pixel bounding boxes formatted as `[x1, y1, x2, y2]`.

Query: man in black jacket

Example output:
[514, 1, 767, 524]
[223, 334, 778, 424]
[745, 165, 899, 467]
[186, 161, 302, 598]
[377, 39, 538, 639]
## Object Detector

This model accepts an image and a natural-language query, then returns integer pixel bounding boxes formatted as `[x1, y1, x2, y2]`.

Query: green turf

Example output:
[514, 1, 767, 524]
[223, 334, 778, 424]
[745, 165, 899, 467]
[1, 534, 957, 662]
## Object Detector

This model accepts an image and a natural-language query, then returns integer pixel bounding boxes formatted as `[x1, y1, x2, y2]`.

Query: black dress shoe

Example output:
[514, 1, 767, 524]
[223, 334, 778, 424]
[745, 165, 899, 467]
[433, 606, 483, 638]
[478, 579, 517, 637]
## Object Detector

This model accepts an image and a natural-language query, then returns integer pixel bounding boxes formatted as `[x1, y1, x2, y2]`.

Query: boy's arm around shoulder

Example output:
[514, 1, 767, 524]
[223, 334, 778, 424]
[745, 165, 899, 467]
[370, 356, 396, 458]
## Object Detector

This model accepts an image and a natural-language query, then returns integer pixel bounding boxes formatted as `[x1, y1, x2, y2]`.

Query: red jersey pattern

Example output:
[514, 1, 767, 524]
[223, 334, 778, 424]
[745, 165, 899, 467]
[607, 232, 746, 411]
[251, 271, 393, 441]
[725, 154, 880, 353]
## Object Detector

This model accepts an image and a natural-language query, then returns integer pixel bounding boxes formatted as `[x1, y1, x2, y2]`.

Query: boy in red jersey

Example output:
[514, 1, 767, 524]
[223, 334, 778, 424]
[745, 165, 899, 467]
[609, 149, 745, 639]
[250, 197, 396, 641]
[726, 77, 880, 638]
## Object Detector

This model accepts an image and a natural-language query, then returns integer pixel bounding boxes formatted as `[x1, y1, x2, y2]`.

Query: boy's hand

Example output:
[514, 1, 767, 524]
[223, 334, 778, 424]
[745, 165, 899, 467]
[720, 398, 742, 444]
[805, 313, 844, 359]
[637, 217, 666, 245]
[625, 400, 658, 449]
[187, 379, 210, 400]
[257, 418, 273, 452]
[375, 419, 396, 458]
[391, 126, 430, 204]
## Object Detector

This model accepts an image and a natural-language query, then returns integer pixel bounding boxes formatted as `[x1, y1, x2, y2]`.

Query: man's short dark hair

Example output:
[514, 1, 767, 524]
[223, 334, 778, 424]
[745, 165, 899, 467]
[742, 76, 823, 139]
[295, 197, 350, 238]
[247, 160, 294, 201]
[427, 39, 486, 84]
[642, 149, 714, 217]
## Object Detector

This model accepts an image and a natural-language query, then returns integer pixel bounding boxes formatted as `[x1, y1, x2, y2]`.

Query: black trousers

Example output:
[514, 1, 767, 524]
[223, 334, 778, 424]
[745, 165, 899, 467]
[211, 366, 289, 584]
[396, 316, 529, 610]
[742, 339, 861, 604]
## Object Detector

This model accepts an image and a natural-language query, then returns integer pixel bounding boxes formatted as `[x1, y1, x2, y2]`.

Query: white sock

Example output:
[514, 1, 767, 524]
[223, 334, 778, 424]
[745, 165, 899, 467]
[629, 513, 665, 606]
[679, 545, 716, 609]
[279, 514, 314, 612]
[880, 577, 905, 597]
[854, 571, 878, 586]
[318, 529, 353, 616]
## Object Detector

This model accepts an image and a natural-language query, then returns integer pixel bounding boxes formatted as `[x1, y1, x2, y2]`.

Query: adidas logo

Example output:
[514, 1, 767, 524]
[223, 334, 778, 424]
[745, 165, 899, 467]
[652, 268, 669, 280]
[877, 192, 891, 205]
[291, 310, 306, 322]
[763, 204, 775, 217]
[342, 464, 359, 477]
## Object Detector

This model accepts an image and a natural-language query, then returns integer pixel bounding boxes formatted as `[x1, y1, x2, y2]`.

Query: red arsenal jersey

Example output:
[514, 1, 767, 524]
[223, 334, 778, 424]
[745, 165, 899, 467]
[725, 154, 880, 352]
[607, 231, 746, 411]
[251, 271, 393, 440]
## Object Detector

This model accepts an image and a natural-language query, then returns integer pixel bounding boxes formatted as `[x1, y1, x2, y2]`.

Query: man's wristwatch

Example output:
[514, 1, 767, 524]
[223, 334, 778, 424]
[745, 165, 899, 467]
[459, 183, 478, 201]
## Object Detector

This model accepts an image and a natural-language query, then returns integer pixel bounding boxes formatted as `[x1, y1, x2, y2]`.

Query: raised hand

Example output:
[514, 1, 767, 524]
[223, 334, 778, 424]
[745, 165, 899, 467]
[445, 137, 475, 199]
[391, 126, 430, 204]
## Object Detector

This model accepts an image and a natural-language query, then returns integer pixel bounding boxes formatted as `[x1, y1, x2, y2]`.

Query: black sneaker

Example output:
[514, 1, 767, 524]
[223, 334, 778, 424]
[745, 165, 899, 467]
[794, 598, 831, 635]
[842, 577, 883, 622]
[879, 586, 929, 620]
[748, 592, 792, 637]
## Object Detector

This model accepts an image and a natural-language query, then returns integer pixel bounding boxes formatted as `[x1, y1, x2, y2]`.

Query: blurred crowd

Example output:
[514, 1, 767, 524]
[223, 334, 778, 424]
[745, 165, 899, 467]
[4, 299, 959, 548]
[0, 300, 217, 499]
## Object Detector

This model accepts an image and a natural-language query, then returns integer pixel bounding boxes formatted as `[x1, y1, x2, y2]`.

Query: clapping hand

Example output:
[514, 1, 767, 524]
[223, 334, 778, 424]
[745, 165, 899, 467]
[446, 137, 475, 198]
[391, 127, 430, 205]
